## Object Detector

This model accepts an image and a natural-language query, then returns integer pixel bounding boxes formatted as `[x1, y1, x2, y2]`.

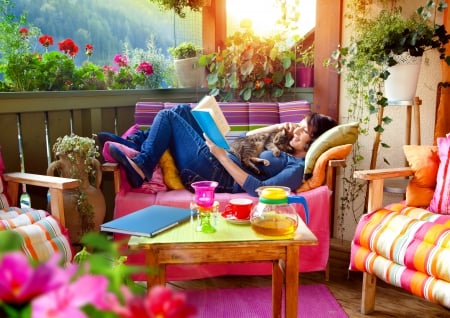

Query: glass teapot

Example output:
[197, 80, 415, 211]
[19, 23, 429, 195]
[250, 186, 309, 236]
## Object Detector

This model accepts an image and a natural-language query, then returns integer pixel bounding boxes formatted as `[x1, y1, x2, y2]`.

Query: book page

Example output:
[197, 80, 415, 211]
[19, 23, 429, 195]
[193, 95, 230, 136]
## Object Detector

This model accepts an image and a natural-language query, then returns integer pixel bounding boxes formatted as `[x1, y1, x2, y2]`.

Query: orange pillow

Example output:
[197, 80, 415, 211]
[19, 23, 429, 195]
[404, 145, 440, 207]
[297, 144, 353, 192]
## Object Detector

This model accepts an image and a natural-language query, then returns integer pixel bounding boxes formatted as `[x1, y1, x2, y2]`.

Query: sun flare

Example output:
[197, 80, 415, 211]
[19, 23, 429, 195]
[226, 0, 316, 37]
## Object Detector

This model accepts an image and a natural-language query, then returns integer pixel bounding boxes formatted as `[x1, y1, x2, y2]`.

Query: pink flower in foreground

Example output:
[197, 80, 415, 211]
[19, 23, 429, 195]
[121, 285, 196, 318]
[136, 61, 154, 76]
[113, 54, 129, 67]
[31, 274, 121, 318]
[0, 252, 74, 304]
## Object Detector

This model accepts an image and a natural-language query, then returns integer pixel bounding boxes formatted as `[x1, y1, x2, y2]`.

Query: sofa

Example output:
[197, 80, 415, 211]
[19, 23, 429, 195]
[102, 100, 358, 281]
[350, 137, 450, 313]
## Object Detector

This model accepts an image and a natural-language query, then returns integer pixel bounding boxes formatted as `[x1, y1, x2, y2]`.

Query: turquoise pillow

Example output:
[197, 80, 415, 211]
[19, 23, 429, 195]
[304, 122, 359, 179]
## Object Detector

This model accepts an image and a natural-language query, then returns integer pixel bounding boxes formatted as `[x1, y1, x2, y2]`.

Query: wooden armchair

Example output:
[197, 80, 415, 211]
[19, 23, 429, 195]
[0, 167, 78, 263]
[3, 172, 79, 227]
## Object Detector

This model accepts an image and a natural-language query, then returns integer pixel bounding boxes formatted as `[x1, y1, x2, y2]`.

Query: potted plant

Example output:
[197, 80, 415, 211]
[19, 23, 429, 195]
[295, 43, 314, 87]
[148, 0, 211, 18]
[47, 133, 106, 244]
[168, 42, 204, 88]
[198, 28, 295, 102]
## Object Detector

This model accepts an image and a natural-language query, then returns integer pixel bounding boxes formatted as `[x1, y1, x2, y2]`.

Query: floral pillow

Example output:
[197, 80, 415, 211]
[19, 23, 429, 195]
[429, 135, 450, 214]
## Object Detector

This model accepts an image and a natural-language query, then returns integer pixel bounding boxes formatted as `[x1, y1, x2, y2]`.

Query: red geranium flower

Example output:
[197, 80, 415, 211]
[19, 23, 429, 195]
[85, 44, 94, 56]
[38, 34, 54, 48]
[19, 27, 28, 37]
[263, 77, 272, 84]
[58, 38, 79, 57]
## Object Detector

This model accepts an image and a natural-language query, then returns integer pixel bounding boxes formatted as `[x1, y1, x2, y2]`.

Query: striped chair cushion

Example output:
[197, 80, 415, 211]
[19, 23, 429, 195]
[350, 202, 450, 308]
[0, 207, 72, 264]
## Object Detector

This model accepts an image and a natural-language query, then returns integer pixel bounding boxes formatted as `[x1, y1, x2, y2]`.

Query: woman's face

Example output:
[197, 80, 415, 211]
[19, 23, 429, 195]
[290, 118, 312, 157]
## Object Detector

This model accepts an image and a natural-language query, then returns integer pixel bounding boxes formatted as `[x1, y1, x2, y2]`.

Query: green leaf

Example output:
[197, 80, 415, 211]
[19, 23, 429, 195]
[0, 231, 23, 254]
[284, 72, 294, 87]
[381, 142, 391, 148]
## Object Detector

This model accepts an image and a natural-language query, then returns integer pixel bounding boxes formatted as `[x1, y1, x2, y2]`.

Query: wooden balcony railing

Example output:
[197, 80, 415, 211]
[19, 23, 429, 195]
[0, 87, 313, 221]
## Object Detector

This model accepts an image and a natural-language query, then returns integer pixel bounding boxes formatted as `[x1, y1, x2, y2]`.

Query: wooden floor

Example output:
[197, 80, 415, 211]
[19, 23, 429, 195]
[169, 239, 450, 318]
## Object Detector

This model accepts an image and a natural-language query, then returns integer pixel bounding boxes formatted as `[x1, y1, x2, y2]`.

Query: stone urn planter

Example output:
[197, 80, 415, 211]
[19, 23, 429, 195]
[47, 134, 106, 244]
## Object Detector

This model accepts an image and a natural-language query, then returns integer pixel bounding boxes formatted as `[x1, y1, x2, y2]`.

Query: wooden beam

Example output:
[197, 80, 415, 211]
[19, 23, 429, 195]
[202, 0, 227, 53]
[313, 0, 342, 120]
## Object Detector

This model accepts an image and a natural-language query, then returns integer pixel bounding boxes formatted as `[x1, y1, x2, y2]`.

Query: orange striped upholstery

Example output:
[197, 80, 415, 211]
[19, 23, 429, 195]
[0, 207, 72, 263]
[350, 203, 450, 308]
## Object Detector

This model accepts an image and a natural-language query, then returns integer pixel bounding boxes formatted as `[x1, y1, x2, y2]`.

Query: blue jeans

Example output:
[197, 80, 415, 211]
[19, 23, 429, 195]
[133, 104, 236, 193]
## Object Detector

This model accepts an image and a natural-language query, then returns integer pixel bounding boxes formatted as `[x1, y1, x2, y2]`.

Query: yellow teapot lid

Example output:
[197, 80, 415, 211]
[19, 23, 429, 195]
[259, 187, 288, 204]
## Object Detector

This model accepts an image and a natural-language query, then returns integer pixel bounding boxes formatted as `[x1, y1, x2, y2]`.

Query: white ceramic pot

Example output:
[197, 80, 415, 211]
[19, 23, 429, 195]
[384, 52, 422, 102]
[173, 57, 205, 88]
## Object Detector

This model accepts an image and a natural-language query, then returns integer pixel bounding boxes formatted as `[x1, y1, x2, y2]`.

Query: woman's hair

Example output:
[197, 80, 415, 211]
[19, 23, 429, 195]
[304, 112, 337, 151]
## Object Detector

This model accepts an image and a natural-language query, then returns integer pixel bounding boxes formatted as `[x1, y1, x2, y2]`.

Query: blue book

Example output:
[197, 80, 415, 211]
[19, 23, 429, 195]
[191, 95, 230, 149]
[100, 205, 193, 237]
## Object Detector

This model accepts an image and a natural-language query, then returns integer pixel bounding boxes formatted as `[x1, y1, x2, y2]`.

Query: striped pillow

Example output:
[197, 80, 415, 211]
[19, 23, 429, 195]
[0, 146, 10, 209]
[429, 135, 450, 214]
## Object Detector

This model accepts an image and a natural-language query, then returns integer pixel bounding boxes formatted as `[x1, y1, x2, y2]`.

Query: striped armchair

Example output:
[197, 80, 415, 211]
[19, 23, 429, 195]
[351, 138, 450, 314]
[0, 146, 78, 264]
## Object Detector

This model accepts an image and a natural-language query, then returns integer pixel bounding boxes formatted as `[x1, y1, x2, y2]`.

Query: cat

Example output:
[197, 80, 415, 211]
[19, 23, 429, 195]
[229, 129, 294, 174]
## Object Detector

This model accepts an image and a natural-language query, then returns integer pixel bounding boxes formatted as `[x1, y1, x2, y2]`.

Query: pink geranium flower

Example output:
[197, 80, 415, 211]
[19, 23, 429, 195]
[0, 252, 74, 304]
[114, 54, 129, 67]
[136, 61, 154, 76]
[31, 274, 122, 318]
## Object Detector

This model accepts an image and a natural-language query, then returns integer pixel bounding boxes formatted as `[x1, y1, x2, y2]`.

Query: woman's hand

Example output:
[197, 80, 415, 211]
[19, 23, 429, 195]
[204, 134, 227, 159]
[204, 134, 248, 186]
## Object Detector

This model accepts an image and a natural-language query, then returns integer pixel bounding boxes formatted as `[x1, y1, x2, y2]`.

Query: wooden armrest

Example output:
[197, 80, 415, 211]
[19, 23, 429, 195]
[354, 167, 413, 181]
[353, 167, 413, 215]
[3, 172, 79, 227]
[101, 162, 120, 194]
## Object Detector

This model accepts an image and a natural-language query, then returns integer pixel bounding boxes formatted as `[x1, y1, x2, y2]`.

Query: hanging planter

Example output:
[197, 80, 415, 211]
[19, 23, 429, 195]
[384, 52, 422, 102]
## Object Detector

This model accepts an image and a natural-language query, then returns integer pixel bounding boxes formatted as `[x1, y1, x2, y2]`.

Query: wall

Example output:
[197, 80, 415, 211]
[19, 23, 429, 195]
[336, 0, 444, 241]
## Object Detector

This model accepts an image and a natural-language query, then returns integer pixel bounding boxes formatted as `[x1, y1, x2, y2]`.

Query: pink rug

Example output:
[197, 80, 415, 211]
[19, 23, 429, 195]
[185, 284, 348, 317]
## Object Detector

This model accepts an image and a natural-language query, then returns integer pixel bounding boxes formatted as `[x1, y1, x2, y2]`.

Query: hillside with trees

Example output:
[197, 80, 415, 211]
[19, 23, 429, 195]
[10, 0, 201, 66]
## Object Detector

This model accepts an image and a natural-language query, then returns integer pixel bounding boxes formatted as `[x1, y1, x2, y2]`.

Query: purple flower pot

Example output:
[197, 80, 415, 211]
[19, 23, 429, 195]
[295, 66, 314, 88]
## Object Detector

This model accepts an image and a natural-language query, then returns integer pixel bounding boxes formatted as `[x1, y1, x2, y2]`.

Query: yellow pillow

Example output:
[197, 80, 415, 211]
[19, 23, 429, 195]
[297, 144, 352, 192]
[304, 122, 359, 179]
[404, 145, 439, 207]
[158, 150, 185, 190]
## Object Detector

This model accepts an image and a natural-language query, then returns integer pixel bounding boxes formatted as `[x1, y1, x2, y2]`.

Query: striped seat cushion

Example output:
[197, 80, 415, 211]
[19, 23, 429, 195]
[350, 202, 450, 308]
[0, 207, 72, 264]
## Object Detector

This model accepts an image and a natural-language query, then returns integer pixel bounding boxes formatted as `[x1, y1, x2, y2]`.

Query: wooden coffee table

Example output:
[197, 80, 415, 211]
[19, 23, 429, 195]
[128, 214, 317, 318]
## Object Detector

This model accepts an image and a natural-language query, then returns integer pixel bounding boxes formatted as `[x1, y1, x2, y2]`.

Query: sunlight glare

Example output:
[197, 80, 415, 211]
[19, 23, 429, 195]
[226, 0, 316, 37]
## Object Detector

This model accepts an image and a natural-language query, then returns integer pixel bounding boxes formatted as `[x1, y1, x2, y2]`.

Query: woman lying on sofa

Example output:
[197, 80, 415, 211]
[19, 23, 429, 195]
[99, 104, 336, 196]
